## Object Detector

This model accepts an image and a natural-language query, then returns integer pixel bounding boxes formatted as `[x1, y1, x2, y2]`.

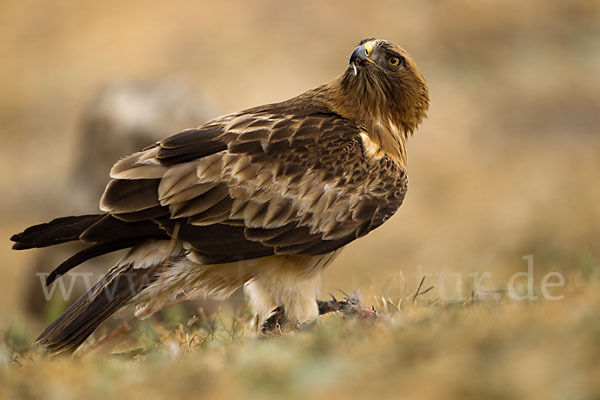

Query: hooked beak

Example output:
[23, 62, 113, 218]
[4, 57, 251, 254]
[349, 45, 369, 64]
[348, 41, 381, 75]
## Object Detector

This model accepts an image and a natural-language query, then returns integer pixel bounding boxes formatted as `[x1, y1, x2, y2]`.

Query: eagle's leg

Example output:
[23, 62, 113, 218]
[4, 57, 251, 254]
[260, 293, 378, 334]
[259, 293, 378, 333]
[244, 265, 321, 332]
[260, 305, 321, 333]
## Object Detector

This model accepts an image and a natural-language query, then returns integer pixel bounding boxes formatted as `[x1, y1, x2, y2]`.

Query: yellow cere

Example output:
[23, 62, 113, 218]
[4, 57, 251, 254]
[363, 41, 375, 56]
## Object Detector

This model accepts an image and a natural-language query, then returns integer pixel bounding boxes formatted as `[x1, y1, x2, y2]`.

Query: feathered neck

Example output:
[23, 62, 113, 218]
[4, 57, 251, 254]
[305, 68, 428, 166]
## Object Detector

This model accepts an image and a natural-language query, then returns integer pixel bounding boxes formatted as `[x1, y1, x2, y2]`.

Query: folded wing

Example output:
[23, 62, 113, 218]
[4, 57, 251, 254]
[101, 108, 408, 264]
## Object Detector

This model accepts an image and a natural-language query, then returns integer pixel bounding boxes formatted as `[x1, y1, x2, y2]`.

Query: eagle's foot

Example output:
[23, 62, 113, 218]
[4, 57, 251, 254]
[260, 306, 319, 334]
[261, 291, 377, 335]
[260, 306, 286, 334]
[317, 291, 377, 319]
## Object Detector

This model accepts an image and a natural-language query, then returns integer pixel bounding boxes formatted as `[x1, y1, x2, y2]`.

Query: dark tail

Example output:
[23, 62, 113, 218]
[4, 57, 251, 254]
[36, 263, 160, 354]
[10, 215, 104, 250]
[11, 214, 171, 354]
[11, 214, 169, 285]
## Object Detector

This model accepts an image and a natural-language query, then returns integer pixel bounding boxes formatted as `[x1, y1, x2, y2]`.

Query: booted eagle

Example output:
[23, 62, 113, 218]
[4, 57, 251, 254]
[11, 38, 429, 354]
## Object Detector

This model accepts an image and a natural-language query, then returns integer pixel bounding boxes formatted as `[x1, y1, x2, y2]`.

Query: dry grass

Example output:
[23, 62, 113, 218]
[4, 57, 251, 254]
[3, 278, 600, 399]
[1, 0, 599, 398]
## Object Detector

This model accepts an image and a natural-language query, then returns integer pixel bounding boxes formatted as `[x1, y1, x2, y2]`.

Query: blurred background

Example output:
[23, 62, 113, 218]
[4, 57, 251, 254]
[1, 0, 599, 350]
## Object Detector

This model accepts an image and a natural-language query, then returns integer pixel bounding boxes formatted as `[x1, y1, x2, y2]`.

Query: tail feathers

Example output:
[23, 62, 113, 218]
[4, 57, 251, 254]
[45, 237, 157, 287]
[11, 213, 170, 286]
[10, 213, 168, 250]
[10, 215, 104, 250]
[36, 264, 160, 355]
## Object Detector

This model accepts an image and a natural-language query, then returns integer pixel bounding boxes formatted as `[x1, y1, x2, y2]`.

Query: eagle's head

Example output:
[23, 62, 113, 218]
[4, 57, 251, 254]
[339, 38, 429, 139]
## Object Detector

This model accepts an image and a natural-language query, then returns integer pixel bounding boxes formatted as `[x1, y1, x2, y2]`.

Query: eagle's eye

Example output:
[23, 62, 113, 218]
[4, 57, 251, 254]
[387, 56, 401, 67]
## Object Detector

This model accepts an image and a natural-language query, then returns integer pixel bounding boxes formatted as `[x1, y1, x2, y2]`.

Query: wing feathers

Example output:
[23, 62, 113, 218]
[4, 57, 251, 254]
[261, 225, 314, 246]
[80, 214, 166, 242]
[263, 197, 296, 227]
[238, 128, 270, 142]
[96, 110, 407, 263]
[188, 197, 234, 225]
[161, 182, 215, 205]
[158, 161, 199, 200]
[197, 153, 225, 181]
[244, 224, 295, 241]
[170, 184, 230, 218]
[113, 206, 170, 222]
[110, 147, 167, 179]
[157, 127, 228, 165]
[100, 179, 160, 213]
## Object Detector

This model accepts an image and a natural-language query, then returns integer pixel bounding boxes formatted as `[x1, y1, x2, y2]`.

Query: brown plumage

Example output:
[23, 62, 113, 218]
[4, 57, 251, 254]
[11, 38, 429, 354]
